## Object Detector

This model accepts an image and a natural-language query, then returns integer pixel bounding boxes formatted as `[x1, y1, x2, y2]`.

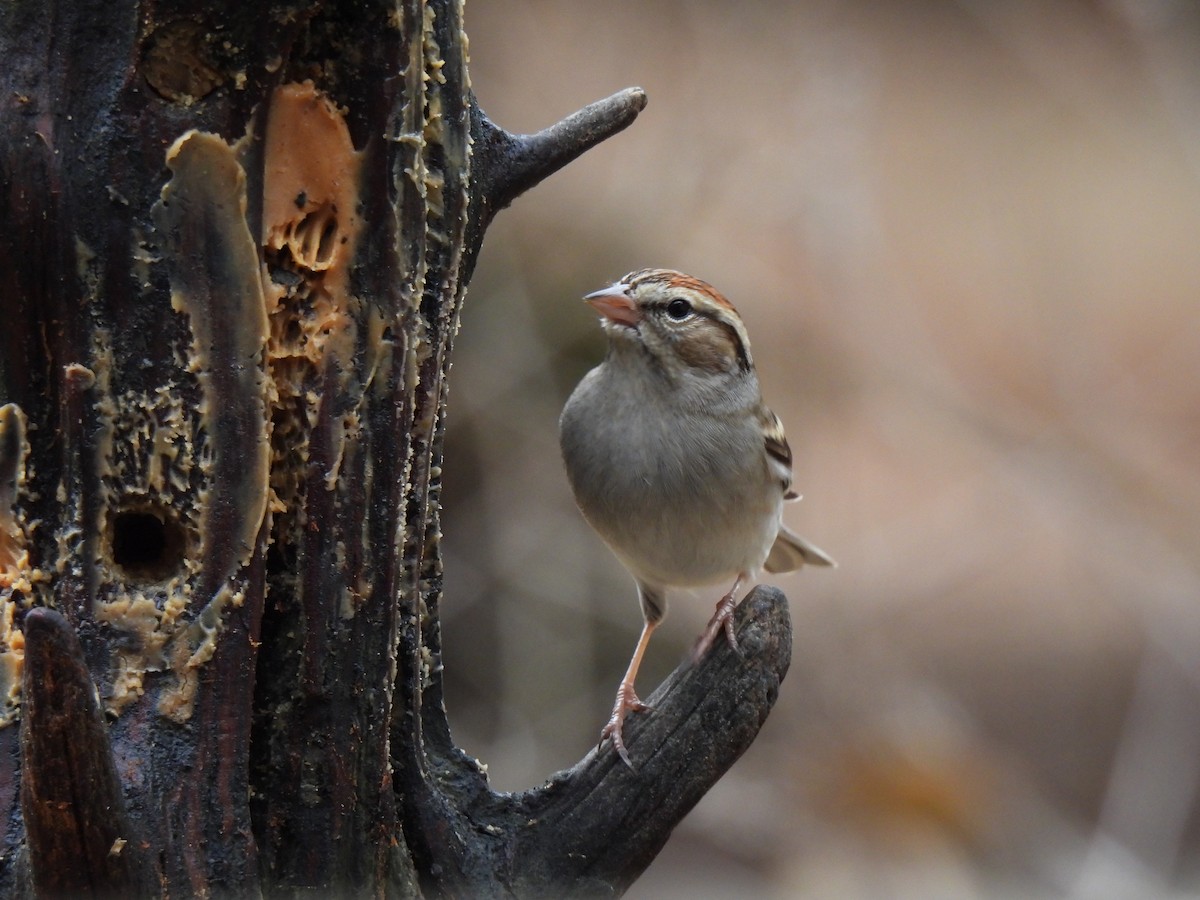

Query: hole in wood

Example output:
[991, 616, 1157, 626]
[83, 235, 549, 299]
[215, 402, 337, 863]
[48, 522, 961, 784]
[280, 204, 340, 271]
[108, 504, 185, 584]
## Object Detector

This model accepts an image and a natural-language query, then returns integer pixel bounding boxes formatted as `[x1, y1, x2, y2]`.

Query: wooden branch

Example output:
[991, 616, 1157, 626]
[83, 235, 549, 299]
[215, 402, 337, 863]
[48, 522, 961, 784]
[474, 87, 647, 212]
[404, 585, 792, 896]
[463, 88, 648, 278]
[20, 607, 151, 897]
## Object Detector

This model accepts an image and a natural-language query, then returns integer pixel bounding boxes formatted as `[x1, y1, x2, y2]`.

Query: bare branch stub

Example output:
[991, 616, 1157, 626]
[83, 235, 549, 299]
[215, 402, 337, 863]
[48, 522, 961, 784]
[513, 585, 793, 895]
[404, 585, 792, 896]
[462, 87, 648, 281]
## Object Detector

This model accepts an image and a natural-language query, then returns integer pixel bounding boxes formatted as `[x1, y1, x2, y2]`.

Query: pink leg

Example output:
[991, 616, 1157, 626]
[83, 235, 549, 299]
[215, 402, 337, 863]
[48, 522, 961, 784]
[601, 619, 657, 769]
[692, 573, 745, 664]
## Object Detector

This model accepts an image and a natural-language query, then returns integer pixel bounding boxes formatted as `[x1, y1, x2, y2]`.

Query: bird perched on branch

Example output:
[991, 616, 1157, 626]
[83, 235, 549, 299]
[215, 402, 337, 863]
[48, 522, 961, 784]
[559, 268, 834, 767]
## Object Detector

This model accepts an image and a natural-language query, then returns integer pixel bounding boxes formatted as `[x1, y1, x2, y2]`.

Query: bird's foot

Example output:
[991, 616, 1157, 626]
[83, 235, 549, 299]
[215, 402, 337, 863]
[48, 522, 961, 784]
[692, 587, 742, 664]
[600, 680, 651, 769]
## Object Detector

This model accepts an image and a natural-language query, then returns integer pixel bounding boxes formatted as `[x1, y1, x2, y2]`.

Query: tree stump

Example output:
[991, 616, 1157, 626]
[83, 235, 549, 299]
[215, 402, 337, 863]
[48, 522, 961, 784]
[0, 1, 792, 895]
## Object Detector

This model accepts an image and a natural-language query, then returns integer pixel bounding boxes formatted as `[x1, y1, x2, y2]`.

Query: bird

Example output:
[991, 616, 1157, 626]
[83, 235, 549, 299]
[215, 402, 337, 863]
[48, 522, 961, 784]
[558, 268, 834, 767]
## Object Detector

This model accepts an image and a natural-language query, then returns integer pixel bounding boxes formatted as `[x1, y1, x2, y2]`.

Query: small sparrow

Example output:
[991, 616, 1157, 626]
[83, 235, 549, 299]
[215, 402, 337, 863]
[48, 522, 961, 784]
[559, 268, 834, 768]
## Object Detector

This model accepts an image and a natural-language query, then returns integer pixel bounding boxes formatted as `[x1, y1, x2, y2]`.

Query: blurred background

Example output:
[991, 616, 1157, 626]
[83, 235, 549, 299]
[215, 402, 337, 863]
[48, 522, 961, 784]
[439, 1, 1200, 896]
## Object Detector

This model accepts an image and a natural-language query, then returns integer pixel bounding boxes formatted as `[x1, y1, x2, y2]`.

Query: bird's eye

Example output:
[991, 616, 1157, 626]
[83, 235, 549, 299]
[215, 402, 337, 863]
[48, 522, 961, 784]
[665, 297, 692, 320]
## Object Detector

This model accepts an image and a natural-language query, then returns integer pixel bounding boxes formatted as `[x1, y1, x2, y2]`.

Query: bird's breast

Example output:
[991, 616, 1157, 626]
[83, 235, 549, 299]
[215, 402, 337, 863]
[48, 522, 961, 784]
[560, 364, 778, 587]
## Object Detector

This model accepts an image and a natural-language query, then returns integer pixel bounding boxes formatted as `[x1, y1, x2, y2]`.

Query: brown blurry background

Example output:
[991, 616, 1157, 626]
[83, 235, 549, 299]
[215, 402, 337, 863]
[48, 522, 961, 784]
[438, 1, 1200, 896]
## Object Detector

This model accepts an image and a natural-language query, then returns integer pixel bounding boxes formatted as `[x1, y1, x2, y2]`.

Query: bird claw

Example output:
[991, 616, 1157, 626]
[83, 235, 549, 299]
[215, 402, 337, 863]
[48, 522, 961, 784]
[600, 682, 651, 769]
[692, 590, 742, 664]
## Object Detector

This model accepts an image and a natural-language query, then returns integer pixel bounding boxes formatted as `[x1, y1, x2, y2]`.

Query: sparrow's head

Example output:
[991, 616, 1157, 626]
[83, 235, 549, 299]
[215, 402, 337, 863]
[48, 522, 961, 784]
[584, 268, 753, 378]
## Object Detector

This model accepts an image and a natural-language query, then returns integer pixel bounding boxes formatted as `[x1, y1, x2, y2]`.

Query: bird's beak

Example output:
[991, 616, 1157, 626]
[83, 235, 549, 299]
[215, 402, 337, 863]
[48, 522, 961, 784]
[584, 284, 641, 326]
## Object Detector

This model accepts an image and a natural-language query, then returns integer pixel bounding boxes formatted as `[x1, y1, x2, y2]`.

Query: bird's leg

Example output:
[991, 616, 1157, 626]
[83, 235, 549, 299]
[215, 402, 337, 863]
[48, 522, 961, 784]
[601, 618, 657, 769]
[692, 573, 745, 663]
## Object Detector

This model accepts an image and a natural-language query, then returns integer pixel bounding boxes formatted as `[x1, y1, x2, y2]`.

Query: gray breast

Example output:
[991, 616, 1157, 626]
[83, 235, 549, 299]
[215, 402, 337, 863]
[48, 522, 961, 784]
[559, 359, 775, 587]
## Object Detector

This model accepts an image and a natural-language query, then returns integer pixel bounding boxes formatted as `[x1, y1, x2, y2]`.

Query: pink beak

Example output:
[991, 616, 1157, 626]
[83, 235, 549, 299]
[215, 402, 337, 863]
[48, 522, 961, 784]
[584, 284, 641, 326]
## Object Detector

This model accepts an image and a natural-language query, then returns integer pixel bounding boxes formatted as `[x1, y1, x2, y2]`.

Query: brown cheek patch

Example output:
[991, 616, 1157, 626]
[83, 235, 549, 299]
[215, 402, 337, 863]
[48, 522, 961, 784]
[674, 321, 740, 373]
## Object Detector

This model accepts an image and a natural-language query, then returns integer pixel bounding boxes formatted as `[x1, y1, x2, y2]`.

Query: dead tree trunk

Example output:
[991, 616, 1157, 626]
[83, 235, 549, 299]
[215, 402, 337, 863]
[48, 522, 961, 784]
[0, 1, 792, 896]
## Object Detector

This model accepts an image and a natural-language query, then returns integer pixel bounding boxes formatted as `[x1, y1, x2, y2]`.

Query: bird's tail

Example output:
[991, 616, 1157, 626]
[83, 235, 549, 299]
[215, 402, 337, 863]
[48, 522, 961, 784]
[764, 525, 836, 573]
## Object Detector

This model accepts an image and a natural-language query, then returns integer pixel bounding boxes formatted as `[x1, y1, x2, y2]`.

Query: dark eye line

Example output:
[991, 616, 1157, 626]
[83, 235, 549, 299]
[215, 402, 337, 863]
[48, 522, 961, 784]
[654, 302, 751, 372]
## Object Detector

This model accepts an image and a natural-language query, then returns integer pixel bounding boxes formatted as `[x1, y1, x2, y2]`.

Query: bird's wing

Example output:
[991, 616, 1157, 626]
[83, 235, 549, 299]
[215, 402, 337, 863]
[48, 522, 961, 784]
[761, 406, 799, 500]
